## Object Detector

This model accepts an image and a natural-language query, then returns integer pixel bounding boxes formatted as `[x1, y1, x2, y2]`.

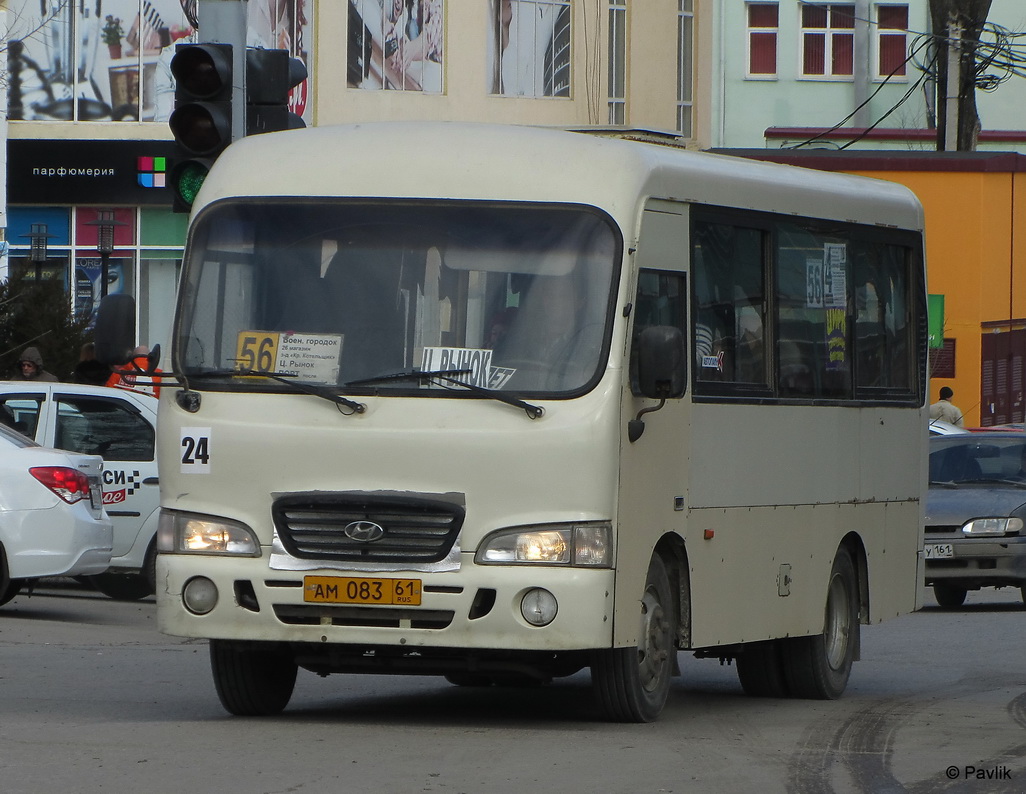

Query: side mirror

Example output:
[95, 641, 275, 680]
[629, 325, 686, 443]
[146, 343, 162, 374]
[636, 325, 686, 400]
[93, 294, 138, 366]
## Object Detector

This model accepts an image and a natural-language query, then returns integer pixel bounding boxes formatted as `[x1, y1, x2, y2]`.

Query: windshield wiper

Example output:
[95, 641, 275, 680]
[191, 368, 365, 414]
[347, 368, 544, 419]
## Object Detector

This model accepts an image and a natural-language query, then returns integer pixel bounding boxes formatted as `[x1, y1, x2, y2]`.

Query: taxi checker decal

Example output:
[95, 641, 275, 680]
[102, 469, 142, 505]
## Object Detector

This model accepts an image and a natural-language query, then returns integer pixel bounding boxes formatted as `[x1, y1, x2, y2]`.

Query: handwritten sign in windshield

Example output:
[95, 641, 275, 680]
[421, 347, 515, 389]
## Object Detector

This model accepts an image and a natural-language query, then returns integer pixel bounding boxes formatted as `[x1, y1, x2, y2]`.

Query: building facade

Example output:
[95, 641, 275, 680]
[2, 1, 707, 358]
[5, 1, 1026, 420]
[715, 0, 1026, 152]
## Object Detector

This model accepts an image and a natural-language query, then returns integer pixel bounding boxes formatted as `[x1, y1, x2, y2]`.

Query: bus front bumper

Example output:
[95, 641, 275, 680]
[156, 553, 616, 652]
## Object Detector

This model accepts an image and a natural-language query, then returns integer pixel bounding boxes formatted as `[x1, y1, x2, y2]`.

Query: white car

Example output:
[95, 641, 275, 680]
[929, 418, 970, 436]
[0, 423, 112, 607]
[0, 382, 159, 600]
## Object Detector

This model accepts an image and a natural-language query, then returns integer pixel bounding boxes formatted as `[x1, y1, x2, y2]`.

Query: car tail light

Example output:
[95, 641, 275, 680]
[30, 466, 91, 504]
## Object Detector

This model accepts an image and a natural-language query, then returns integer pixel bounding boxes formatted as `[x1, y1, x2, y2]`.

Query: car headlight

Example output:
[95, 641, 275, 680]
[962, 517, 1024, 536]
[475, 522, 612, 567]
[158, 509, 260, 555]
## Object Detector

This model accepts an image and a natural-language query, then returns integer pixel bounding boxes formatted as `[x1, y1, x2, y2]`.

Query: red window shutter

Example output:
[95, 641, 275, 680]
[879, 6, 908, 76]
[749, 4, 778, 27]
[880, 35, 907, 75]
[750, 32, 777, 74]
[832, 32, 853, 75]
[802, 5, 827, 28]
[832, 5, 856, 29]
[804, 33, 825, 75]
[878, 6, 908, 29]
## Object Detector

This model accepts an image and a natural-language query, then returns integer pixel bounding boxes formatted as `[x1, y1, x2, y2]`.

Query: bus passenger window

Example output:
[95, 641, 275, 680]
[775, 222, 852, 399]
[692, 221, 767, 389]
[854, 242, 912, 392]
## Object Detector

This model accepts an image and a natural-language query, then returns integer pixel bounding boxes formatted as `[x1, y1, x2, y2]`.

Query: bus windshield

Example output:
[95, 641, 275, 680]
[176, 201, 620, 396]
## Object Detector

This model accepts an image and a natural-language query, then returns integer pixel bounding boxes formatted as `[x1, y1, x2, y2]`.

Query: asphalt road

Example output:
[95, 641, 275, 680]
[1, 582, 1023, 794]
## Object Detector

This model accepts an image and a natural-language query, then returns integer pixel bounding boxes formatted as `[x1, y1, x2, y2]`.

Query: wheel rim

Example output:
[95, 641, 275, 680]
[824, 572, 851, 671]
[637, 585, 671, 692]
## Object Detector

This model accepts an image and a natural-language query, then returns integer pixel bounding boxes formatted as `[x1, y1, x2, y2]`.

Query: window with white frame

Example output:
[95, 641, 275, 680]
[608, 1, 627, 124]
[747, 3, 779, 77]
[877, 4, 909, 78]
[800, 3, 855, 78]
[677, 0, 694, 136]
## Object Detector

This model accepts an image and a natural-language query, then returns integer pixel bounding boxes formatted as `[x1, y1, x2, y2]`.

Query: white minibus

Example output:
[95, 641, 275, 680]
[108, 123, 928, 721]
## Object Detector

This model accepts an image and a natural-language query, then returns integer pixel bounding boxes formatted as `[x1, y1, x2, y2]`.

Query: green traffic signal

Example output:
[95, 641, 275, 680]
[172, 159, 211, 207]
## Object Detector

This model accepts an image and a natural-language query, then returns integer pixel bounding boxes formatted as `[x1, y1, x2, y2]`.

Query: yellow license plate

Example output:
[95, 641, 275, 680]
[303, 576, 422, 606]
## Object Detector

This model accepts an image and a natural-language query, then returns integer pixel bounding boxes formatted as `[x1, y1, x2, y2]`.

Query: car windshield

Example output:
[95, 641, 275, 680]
[176, 200, 620, 397]
[929, 436, 1026, 484]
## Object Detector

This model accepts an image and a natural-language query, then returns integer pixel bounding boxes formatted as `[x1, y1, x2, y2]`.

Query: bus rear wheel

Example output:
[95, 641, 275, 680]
[781, 547, 859, 700]
[592, 554, 675, 722]
[210, 640, 298, 716]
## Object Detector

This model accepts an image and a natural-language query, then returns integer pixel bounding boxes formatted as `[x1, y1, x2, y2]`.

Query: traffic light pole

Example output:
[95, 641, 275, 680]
[198, 0, 248, 143]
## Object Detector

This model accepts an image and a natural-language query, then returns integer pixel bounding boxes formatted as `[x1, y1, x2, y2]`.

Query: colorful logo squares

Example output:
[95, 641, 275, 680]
[138, 156, 167, 188]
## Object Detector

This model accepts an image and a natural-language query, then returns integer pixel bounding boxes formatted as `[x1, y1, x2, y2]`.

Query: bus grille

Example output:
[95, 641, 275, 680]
[272, 493, 465, 564]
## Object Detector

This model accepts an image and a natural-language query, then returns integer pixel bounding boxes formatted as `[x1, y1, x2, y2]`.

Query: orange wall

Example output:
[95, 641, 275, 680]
[848, 169, 1026, 427]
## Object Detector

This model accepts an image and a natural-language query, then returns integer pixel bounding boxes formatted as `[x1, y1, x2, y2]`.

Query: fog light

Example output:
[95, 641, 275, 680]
[183, 576, 218, 615]
[520, 588, 557, 626]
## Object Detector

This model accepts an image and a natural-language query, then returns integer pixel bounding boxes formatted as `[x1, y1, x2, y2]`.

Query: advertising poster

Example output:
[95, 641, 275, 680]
[488, 0, 571, 97]
[348, 0, 443, 92]
[6, 0, 312, 124]
[6, 0, 196, 122]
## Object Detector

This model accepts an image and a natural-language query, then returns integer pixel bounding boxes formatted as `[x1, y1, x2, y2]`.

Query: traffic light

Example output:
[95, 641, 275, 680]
[169, 43, 234, 213]
[246, 48, 308, 135]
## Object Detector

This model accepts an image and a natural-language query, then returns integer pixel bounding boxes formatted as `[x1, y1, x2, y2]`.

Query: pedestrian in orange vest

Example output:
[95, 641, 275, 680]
[106, 345, 162, 397]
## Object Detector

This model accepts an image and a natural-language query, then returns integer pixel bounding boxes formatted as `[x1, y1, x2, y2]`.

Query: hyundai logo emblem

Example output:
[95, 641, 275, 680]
[343, 521, 386, 542]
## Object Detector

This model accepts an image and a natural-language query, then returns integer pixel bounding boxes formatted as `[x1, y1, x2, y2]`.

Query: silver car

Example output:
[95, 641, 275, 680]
[0, 424, 112, 607]
[925, 432, 1026, 607]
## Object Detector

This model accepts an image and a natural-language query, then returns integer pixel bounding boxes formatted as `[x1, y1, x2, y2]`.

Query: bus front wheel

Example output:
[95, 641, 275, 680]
[210, 640, 298, 716]
[591, 554, 675, 722]
[781, 547, 859, 699]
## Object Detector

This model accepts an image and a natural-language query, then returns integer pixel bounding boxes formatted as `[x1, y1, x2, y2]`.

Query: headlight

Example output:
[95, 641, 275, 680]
[962, 517, 1024, 536]
[158, 509, 260, 555]
[475, 522, 612, 567]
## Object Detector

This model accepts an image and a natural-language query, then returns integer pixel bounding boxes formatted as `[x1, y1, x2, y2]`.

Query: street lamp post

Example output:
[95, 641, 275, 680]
[87, 210, 126, 298]
[21, 223, 55, 282]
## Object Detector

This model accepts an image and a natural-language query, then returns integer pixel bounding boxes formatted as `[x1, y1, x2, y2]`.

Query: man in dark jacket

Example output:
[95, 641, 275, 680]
[12, 347, 58, 382]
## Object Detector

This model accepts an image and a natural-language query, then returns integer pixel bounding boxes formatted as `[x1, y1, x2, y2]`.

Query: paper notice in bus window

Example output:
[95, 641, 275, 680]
[806, 257, 824, 308]
[235, 331, 343, 384]
[275, 333, 343, 383]
[823, 243, 847, 309]
[421, 346, 511, 389]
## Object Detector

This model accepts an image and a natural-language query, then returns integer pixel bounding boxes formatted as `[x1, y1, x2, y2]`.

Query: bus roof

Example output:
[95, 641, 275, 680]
[193, 122, 925, 232]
